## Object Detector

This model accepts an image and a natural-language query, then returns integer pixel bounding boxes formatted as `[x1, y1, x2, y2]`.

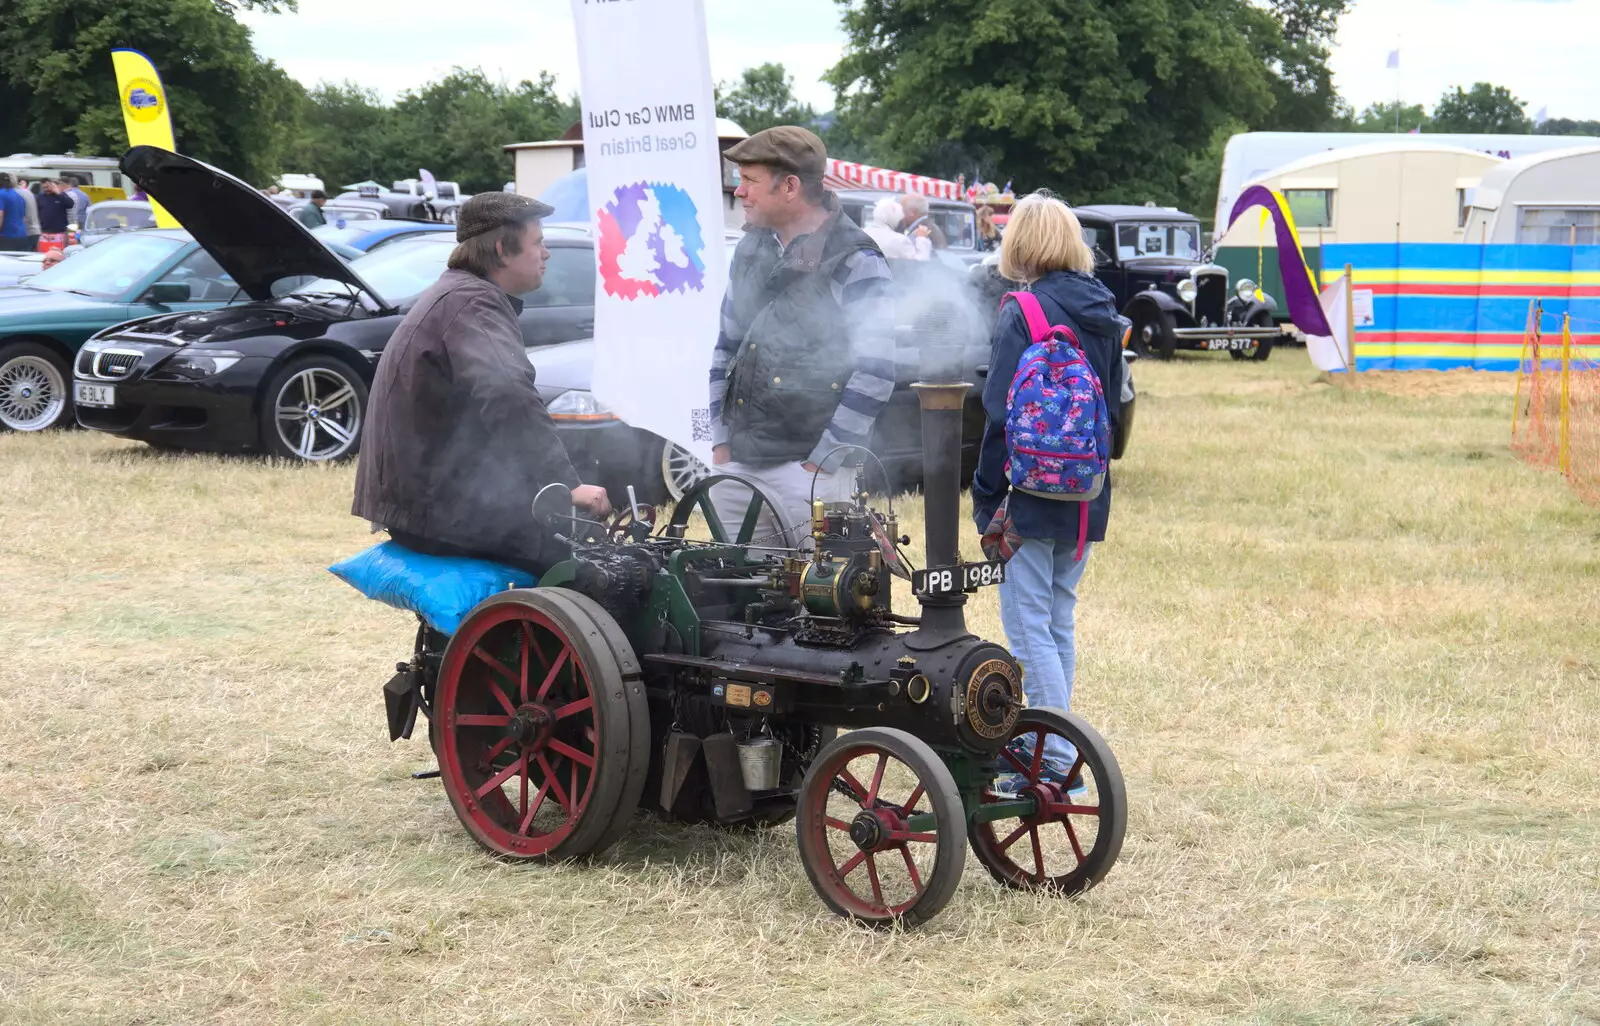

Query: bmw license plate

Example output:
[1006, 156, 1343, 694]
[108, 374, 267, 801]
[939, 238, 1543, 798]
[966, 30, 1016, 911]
[74, 381, 116, 407]
[913, 560, 1006, 597]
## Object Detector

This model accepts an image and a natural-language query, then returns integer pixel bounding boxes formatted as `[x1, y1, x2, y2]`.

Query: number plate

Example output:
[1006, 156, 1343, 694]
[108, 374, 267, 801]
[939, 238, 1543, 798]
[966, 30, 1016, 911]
[913, 560, 1006, 597]
[74, 381, 116, 407]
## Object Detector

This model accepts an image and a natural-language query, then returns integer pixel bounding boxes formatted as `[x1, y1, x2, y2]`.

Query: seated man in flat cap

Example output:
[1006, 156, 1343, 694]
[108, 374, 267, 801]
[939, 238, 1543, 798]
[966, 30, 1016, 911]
[708, 125, 896, 544]
[354, 193, 611, 573]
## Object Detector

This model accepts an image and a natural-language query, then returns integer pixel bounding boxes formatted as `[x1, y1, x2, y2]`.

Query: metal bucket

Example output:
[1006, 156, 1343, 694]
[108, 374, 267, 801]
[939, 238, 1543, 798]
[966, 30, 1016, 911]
[737, 737, 782, 791]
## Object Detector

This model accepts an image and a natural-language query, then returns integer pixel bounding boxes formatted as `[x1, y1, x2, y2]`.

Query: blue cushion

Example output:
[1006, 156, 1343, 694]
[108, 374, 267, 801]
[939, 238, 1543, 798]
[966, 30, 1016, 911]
[328, 541, 537, 636]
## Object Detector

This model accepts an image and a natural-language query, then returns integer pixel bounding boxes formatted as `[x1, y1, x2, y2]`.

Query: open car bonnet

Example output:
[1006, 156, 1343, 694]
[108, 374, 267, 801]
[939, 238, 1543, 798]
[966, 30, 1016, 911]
[120, 146, 385, 304]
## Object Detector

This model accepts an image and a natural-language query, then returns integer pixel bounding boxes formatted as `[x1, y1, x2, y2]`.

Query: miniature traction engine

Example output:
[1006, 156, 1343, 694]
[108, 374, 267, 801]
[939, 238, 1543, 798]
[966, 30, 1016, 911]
[379, 348, 1127, 927]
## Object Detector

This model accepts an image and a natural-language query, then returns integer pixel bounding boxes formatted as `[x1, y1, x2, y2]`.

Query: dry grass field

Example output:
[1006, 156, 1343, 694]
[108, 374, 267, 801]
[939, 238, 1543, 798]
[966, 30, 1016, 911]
[2, 350, 1597, 1025]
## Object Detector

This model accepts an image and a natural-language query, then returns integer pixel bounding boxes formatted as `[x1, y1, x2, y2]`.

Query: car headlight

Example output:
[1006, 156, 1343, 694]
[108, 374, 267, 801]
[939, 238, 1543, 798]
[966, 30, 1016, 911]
[1235, 278, 1258, 302]
[152, 350, 245, 380]
[1176, 278, 1198, 303]
[547, 389, 618, 422]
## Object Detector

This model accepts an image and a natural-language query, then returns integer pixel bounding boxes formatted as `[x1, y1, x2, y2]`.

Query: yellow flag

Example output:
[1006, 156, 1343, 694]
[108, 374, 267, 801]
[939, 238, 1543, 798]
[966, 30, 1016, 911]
[111, 48, 180, 228]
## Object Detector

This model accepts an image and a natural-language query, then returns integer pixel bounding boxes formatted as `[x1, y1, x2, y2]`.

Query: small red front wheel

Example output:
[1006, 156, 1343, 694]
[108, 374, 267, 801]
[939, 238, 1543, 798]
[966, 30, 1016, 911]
[968, 707, 1127, 894]
[795, 727, 966, 928]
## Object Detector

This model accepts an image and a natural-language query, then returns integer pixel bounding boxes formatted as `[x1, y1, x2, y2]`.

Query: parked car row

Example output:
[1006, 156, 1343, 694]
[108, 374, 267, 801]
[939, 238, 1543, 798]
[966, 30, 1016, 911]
[66, 149, 598, 460]
[3, 148, 1138, 509]
[0, 218, 366, 432]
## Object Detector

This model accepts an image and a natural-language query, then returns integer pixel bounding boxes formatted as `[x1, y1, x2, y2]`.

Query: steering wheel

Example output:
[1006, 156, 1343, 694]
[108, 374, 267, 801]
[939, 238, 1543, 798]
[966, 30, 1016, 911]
[607, 500, 656, 543]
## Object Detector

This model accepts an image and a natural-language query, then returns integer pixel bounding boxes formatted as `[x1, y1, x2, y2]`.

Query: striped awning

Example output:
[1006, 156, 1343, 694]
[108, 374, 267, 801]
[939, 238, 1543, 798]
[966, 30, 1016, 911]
[823, 158, 961, 200]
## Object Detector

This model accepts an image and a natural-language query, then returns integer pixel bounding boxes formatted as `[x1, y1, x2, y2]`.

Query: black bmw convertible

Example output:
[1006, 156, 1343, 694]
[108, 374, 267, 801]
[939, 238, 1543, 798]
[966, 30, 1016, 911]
[75, 148, 596, 460]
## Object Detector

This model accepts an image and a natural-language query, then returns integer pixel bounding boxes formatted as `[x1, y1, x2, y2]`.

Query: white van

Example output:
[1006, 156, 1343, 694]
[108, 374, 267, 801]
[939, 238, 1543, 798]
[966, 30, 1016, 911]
[0, 154, 128, 201]
[275, 173, 325, 197]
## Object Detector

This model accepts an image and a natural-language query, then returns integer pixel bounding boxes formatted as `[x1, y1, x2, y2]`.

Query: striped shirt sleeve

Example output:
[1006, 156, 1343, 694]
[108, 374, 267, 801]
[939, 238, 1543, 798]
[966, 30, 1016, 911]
[707, 282, 741, 447]
[811, 247, 896, 467]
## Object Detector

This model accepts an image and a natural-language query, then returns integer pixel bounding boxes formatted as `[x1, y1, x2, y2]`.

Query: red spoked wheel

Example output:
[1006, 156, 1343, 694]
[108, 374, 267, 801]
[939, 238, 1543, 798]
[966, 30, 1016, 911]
[968, 708, 1126, 894]
[434, 589, 647, 860]
[796, 727, 966, 928]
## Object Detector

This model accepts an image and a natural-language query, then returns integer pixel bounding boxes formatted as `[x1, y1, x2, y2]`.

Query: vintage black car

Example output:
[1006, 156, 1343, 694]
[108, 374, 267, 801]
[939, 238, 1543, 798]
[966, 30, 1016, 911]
[1074, 204, 1284, 362]
[75, 148, 596, 460]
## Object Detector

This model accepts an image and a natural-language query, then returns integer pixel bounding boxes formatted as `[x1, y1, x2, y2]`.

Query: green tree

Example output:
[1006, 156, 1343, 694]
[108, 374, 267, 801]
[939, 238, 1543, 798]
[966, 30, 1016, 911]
[386, 69, 578, 195]
[278, 69, 576, 196]
[1181, 118, 1249, 226]
[1431, 82, 1529, 133]
[1341, 100, 1431, 133]
[0, 0, 301, 186]
[283, 82, 401, 188]
[825, 0, 1289, 210]
[1537, 117, 1600, 136]
[1257, 0, 1352, 131]
[716, 63, 818, 136]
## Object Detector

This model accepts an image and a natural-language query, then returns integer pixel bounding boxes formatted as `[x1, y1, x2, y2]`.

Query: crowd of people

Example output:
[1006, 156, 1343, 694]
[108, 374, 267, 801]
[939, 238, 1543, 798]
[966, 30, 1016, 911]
[0, 174, 90, 252]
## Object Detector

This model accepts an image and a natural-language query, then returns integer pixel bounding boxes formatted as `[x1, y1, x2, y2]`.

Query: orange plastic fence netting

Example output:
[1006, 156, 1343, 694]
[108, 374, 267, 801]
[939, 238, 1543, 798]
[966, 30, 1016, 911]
[1513, 306, 1600, 504]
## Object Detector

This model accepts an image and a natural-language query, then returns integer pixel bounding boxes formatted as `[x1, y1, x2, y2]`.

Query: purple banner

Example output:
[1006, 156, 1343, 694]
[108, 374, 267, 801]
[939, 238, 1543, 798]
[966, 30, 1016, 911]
[1228, 185, 1333, 338]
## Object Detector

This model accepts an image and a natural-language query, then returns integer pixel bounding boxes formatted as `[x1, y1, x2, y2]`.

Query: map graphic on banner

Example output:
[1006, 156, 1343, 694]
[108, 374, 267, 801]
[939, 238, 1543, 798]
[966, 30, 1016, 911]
[596, 181, 707, 299]
[569, 0, 726, 463]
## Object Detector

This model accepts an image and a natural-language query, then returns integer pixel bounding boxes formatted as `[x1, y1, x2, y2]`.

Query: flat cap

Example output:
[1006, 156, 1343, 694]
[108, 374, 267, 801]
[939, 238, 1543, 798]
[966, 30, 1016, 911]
[456, 192, 554, 242]
[723, 125, 827, 178]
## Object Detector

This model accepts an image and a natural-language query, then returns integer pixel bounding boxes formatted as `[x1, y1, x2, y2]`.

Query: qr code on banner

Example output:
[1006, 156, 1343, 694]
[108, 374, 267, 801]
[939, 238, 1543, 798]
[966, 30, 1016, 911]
[690, 408, 712, 442]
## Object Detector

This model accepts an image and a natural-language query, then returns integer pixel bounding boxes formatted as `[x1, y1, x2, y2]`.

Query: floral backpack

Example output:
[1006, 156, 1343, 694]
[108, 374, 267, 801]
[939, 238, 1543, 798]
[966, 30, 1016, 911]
[1001, 290, 1109, 557]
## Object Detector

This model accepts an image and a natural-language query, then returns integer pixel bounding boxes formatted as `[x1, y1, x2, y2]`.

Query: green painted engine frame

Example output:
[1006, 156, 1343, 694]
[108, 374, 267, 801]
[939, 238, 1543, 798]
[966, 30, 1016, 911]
[531, 544, 1022, 827]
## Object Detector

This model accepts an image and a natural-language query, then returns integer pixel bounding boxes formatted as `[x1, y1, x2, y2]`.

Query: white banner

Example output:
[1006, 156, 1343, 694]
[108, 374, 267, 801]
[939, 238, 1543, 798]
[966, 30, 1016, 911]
[1308, 273, 1354, 372]
[570, 0, 727, 463]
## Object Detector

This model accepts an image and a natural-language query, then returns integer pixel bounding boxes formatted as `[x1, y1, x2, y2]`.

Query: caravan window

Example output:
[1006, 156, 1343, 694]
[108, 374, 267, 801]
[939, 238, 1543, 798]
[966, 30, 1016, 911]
[1518, 207, 1600, 245]
[1456, 189, 1476, 229]
[1283, 189, 1333, 228]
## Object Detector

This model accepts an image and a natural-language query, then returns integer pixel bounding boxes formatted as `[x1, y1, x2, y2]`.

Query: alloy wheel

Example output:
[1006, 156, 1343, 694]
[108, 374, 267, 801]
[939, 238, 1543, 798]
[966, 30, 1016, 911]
[661, 440, 712, 501]
[0, 354, 67, 432]
[273, 366, 362, 460]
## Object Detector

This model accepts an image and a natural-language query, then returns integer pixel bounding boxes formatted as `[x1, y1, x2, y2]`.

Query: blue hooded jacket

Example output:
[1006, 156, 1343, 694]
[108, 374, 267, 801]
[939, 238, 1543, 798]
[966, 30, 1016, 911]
[972, 270, 1125, 543]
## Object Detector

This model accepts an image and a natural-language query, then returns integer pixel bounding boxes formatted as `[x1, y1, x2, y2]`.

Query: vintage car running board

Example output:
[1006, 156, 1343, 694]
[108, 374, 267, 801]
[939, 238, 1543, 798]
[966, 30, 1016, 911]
[1172, 326, 1279, 338]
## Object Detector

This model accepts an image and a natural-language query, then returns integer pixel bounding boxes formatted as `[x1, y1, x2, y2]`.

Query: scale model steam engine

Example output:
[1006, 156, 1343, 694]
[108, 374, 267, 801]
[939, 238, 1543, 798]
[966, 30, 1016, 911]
[380, 354, 1127, 927]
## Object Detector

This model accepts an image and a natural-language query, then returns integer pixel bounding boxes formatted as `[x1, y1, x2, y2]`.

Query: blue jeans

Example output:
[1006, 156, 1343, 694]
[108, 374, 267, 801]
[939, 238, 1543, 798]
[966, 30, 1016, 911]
[998, 538, 1092, 771]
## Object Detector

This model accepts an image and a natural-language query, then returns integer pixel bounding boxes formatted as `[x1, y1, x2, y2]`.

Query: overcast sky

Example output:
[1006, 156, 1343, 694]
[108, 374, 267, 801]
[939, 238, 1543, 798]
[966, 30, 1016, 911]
[241, 0, 1600, 124]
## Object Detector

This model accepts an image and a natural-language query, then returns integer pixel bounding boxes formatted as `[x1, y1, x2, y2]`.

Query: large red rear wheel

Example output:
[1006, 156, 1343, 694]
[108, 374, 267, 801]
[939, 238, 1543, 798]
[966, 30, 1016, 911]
[968, 708, 1126, 894]
[434, 589, 647, 860]
[795, 728, 966, 928]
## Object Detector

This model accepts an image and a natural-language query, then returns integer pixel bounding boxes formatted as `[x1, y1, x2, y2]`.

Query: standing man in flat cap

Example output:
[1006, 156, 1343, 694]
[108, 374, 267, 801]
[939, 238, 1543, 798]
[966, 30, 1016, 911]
[354, 192, 611, 572]
[708, 125, 896, 544]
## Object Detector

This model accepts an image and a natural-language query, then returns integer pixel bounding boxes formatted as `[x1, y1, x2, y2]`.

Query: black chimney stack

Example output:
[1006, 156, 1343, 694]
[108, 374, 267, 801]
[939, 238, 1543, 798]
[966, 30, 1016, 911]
[910, 335, 971, 641]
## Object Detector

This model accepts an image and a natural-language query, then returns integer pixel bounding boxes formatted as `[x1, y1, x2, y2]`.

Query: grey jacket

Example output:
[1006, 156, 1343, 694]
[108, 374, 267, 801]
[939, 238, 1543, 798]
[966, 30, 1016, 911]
[352, 268, 580, 568]
[15, 187, 39, 235]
